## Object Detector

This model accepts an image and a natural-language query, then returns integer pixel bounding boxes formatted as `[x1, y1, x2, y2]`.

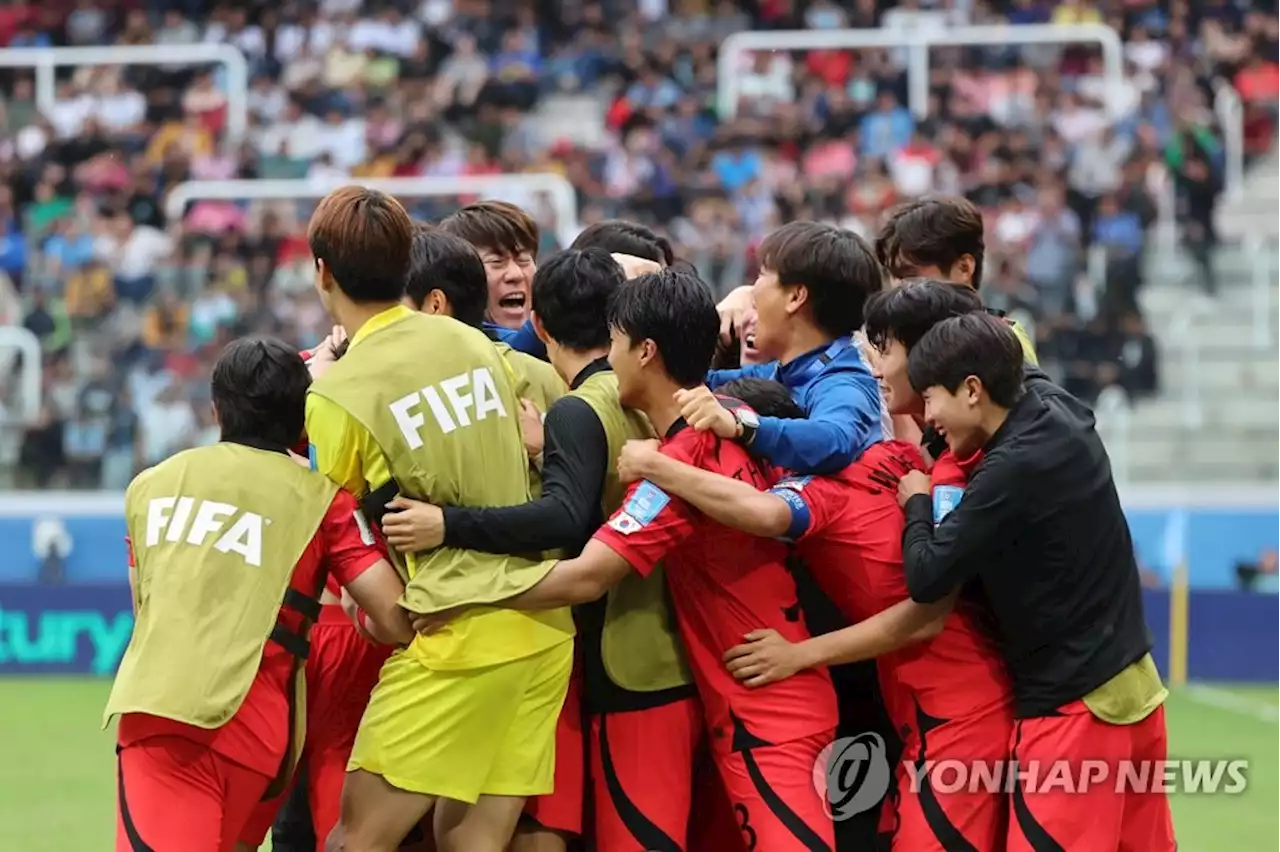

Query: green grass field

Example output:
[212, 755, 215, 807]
[0, 680, 1274, 851]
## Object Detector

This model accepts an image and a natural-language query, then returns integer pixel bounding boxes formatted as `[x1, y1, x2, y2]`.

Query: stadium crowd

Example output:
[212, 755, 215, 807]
[0, 0, 1275, 489]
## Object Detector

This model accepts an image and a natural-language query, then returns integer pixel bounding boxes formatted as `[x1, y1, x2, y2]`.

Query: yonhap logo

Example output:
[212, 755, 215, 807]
[813, 733, 892, 821]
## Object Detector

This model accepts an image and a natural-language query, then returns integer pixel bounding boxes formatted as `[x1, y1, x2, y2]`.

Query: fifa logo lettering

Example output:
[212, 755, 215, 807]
[145, 497, 269, 567]
[389, 367, 508, 446]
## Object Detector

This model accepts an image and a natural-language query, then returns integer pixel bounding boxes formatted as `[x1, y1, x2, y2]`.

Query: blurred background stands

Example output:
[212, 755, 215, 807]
[0, 0, 1274, 491]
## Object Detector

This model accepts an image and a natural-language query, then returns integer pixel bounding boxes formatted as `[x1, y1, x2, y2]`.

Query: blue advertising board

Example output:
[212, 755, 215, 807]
[0, 584, 133, 675]
[0, 487, 1272, 679]
[0, 584, 1271, 681]
[1143, 588, 1278, 683]
[0, 488, 1274, 588]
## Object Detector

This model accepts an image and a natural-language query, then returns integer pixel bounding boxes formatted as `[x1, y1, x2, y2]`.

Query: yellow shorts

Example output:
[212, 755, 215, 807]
[348, 639, 573, 804]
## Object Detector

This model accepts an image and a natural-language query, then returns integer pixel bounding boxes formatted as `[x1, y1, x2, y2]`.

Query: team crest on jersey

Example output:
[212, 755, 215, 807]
[623, 481, 670, 526]
[775, 476, 813, 492]
[933, 485, 964, 525]
[608, 511, 643, 536]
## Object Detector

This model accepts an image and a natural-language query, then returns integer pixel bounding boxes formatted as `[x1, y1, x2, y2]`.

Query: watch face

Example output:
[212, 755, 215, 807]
[738, 408, 760, 428]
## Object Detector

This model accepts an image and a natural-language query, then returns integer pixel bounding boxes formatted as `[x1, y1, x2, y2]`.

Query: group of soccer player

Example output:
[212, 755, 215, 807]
[106, 190, 1177, 852]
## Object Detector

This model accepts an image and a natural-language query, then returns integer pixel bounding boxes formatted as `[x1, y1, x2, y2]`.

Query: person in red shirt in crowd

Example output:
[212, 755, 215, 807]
[108, 337, 413, 852]
[425, 268, 839, 852]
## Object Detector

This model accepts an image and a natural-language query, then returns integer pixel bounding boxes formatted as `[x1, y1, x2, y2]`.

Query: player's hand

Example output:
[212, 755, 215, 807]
[382, 497, 445, 551]
[866, 447, 919, 493]
[307, 325, 347, 379]
[286, 450, 310, 469]
[611, 253, 662, 279]
[897, 469, 932, 507]
[518, 398, 544, 460]
[723, 629, 802, 688]
[675, 386, 739, 439]
[617, 438, 662, 484]
[411, 606, 468, 635]
[716, 285, 755, 346]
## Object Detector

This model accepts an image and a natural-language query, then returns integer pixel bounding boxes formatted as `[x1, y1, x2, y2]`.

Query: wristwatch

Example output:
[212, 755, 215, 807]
[733, 407, 760, 446]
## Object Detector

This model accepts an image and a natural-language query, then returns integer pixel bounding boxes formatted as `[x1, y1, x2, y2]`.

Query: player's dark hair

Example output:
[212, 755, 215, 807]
[307, 186, 413, 303]
[437, 200, 539, 257]
[212, 336, 311, 450]
[571, 220, 673, 266]
[908, 313, 1024, 408]
[876, 197, 986, 288]
[756, 221, 883, 338]
[405, 225, 488, 328]
[718, 378, 805, 421]
[532, 247, 624, 351]
[863, 278, 986, 353]
[710, 337, 741, 371]
[608, 267, 718, 389]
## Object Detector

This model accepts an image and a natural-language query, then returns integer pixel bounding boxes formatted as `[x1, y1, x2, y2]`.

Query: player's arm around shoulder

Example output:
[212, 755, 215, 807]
[754, 364, 881, 475]
[514, 540, 635, 608]
[618, 438, 792, 538]
[418, 482, 675, 632]
[551, 459, 698, 604]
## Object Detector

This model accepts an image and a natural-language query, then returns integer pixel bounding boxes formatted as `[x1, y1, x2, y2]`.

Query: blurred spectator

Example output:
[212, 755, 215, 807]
[1236, 549, 1279, 593]
[0, 0, 1266, 489]
[1168, 118, 1224, 294]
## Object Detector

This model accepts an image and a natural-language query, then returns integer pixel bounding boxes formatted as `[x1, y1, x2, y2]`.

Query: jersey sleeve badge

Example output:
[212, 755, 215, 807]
[932, 485, 964, 525]
[608, 511, 643, 536]
[622, 481, 670, 526]
[774, 475, 813, 492]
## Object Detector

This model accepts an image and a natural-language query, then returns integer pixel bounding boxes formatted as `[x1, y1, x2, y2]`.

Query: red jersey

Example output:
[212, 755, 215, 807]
[592, 423, 837, 753]
[930, 447, 983, 510]
[767, 441, 1011, 724]
[118, 489, 384, 777]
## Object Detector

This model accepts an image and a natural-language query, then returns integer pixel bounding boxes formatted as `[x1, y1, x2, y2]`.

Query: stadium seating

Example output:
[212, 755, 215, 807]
[0, 0, 1274, 490]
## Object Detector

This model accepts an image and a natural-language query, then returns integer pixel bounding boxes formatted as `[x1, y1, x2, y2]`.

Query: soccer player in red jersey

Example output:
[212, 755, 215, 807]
[246, 344, 397, 852]
[427, 268, 839, 851]
[617, 372, 1014, 852]
[109, 338, 413, 852]
[899, 315, 1173, 852]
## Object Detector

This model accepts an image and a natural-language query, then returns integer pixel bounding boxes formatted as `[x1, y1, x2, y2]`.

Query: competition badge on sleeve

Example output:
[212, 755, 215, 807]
[932, 485, 964, 525]
[609, 481, 670, 535]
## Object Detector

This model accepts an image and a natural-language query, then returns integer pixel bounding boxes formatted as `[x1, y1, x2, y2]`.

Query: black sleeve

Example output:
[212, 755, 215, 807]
[441, 396, 608, 555]
[901, 449, 1022, 603]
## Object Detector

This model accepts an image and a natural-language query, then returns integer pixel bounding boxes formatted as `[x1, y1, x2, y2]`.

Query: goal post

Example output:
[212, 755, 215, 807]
[0, 44, 250, 148]
[164, 175, 582, 247]
[717, 23, 1125, 121]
